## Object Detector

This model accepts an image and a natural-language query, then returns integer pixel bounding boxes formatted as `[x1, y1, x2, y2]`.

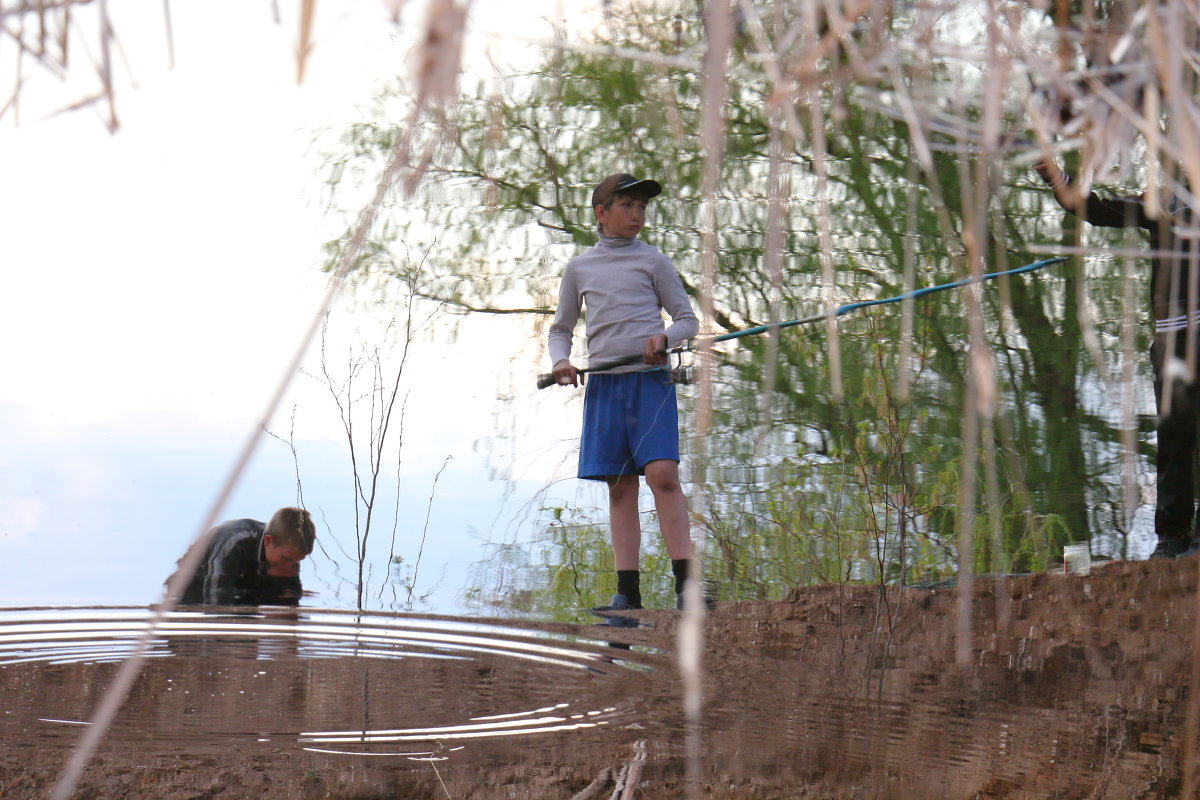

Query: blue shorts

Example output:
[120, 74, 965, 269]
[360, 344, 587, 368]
[579, 371, 679, 480]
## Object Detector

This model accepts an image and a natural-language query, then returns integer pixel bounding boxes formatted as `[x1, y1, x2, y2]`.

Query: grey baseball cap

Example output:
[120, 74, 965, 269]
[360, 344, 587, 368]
[591, 173, 663, 208]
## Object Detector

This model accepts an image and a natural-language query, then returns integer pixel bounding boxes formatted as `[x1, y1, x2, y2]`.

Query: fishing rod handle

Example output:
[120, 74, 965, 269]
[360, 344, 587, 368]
[536, 351, 660, 390]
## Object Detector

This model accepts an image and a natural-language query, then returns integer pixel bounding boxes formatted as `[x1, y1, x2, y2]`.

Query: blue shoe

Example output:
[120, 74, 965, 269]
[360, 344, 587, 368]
[597, 593, 641, 611]
[591, 593, 641, 628]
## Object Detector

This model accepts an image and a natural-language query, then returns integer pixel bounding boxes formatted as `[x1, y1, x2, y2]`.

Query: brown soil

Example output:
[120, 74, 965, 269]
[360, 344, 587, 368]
[1, 557, 1198, 799]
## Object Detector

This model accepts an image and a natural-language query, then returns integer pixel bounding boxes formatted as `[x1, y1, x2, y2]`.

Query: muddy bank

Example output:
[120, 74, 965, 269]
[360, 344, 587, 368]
[0, 558, 1195, 799]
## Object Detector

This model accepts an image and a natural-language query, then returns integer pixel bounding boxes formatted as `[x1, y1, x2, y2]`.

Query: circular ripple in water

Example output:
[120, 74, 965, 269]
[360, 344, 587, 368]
[0, 607, 666, 760]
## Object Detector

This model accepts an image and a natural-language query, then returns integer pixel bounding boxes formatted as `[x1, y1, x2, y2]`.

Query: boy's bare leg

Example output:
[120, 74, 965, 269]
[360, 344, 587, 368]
[644, 459, 692, 560]
[607, 473, 642, 571]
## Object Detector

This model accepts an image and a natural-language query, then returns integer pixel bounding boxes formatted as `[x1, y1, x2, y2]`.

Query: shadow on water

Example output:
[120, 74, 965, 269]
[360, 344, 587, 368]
[0, 559, 1196, 799]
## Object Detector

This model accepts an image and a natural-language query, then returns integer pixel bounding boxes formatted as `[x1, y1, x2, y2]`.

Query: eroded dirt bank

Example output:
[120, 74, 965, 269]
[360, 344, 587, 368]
[0, 557, 1196, 799]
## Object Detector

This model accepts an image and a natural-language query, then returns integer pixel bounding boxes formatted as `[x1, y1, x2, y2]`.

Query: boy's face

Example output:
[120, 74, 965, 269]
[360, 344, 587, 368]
[595, 193, 649, 238]
[263, 534, 307, 578]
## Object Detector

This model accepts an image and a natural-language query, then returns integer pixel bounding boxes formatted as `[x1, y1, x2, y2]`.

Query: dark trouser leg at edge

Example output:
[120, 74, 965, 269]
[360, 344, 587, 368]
[1152, 334, 1200, 557]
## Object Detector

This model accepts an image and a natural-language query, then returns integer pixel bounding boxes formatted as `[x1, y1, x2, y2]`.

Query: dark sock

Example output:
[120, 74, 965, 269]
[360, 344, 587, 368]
[616, 570, 642, 608]
[671, 559, 690, 596]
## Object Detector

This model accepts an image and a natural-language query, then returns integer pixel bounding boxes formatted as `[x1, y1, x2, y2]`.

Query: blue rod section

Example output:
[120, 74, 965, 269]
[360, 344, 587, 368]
[710, 256, 1067, 344]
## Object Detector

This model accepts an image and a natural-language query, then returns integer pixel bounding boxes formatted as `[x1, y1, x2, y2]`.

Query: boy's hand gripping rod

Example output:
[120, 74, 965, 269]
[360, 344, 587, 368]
[535, 256, 1067, 390]
[536, 352, 664, 389]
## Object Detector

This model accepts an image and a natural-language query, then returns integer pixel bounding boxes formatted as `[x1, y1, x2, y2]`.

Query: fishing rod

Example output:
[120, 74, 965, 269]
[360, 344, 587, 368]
[537, 351, 663, 389]
[536, 256, 1067, 389]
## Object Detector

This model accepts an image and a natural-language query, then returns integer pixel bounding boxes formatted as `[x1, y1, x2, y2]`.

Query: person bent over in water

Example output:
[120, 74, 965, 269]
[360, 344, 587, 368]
[170, 507, 316, 606]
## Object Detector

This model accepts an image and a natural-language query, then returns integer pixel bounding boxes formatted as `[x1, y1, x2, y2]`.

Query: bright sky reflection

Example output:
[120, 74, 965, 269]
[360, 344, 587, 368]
[0, 1, 613, 614]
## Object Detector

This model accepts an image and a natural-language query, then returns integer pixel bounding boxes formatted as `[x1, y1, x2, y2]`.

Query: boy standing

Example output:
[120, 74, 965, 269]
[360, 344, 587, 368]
[548, 173, 700, 611]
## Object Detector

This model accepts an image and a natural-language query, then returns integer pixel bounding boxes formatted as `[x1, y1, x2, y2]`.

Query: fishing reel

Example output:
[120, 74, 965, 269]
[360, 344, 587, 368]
[665, 349, 693, 385]
[669, 366, 693, 385]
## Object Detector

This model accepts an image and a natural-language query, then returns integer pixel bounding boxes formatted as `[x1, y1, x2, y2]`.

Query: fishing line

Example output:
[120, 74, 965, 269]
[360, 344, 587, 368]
[623, 372, 682, 478]
[699, 256, 1068, 347]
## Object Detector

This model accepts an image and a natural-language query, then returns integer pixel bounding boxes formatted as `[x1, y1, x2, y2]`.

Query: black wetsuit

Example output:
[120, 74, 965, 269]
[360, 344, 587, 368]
[175, 519, 302, 606]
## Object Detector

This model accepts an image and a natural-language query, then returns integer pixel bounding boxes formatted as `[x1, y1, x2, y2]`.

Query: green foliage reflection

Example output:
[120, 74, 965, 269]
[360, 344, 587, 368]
[322, 1, 1153, 615]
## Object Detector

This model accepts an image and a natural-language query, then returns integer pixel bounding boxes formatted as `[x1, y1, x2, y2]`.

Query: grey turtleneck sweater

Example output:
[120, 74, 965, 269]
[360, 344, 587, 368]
[548, 233, 699, 372]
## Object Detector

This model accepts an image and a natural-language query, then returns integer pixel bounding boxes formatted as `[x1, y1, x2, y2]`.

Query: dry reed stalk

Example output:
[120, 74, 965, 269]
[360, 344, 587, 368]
[296, 0, 315, 84]
[895, 0, 941, 406]
[954, 382, 979, 666]
[413, 0, 465, 109]
[899, 157, 916, 404]
[950, 0, 1006, 667]
[483, 91, 503, 212]
[653, 64, 689, 143]
[876, 61, 966, 266]
[1114, 11, 1151, 547]
[1144, 9, 1182, 422]
[983, 199, 1015, 625]
[682, 4, 735, 797]
[567, 767, 611, 800]
[162, 0, 174, 69]
[97, 0, 115, 131]
[795, 0, 842, 403]
[383, 0, 406, 25]
[736, 0, 795, 453]
[1119, 231, 1139, 553]
[952, 267, 980, 667]
[0, 0, 126, 127]
[48, 3, 469, 797]
[617, 739, 646, 800]
[735, 0, 808, 151]
[758, 103, 791, 454]
[785, 0, 880, 89]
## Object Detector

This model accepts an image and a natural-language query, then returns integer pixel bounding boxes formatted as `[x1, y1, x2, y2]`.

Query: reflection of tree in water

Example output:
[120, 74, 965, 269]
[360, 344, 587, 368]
[318, 0, 1178, 612]
[465, 505, 684, 618]
[19, 0, 1169, 604]
[15, 2, 1200, 798]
